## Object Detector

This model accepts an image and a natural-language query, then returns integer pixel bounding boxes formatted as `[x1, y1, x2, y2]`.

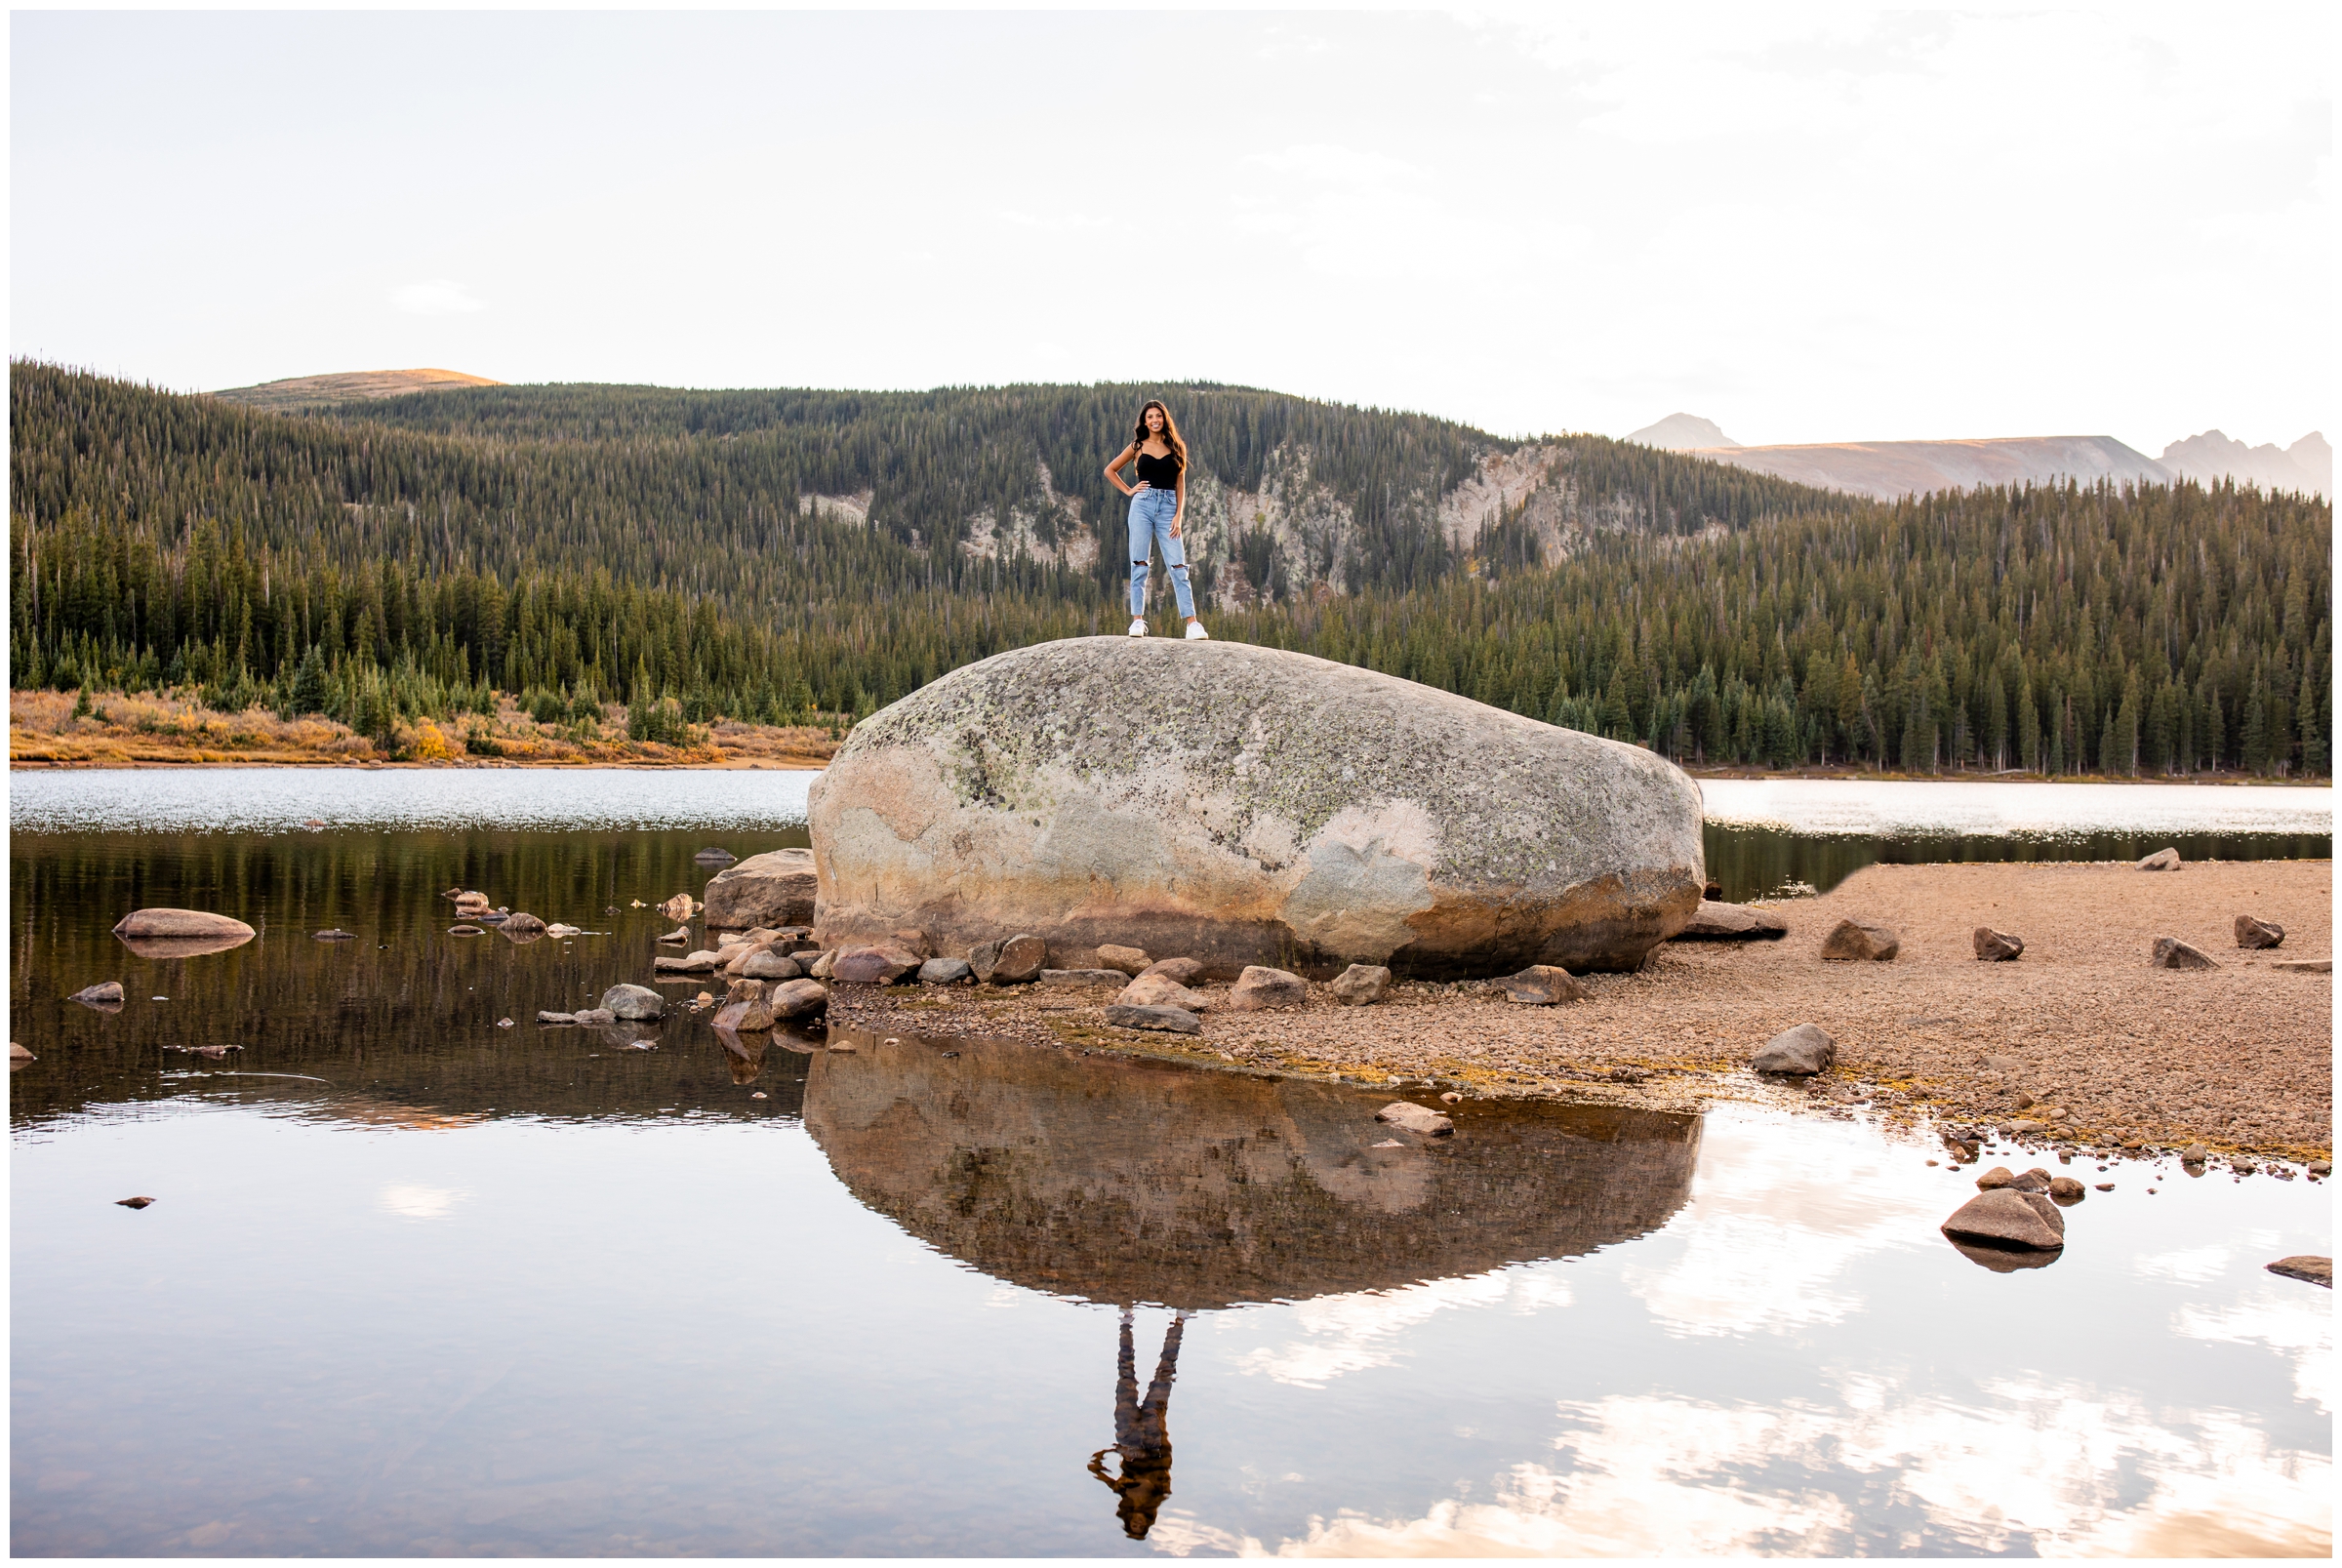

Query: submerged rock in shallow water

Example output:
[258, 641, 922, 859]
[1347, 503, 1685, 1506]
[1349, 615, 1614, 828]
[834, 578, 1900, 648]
[807, 638, 1704, 978]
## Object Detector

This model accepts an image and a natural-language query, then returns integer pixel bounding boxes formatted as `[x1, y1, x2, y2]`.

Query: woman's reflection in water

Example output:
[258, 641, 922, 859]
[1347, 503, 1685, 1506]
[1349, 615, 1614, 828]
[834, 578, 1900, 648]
[1087, 1307, 1191, 1540]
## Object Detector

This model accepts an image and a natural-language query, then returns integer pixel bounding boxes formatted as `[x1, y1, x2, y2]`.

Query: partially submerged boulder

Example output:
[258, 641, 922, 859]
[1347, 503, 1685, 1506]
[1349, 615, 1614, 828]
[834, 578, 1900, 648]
[111, 908, 257, 959]
[766, 979, 829, 1021]
[600, 984, 666, 1021]
[69, 981, 125, 1010]
[1674, 901, 1788, 941]
[713, 980, 776, 1032]
[2267, 1256, 2332, 1289]
[806, 638, 1705, 977]
[1941, 1188, 2066, 1252]
[703, 849, 818, 930]
[1972, 927, 2025, 961]
[2235, 915, 2285, 949]
[2136, 847, 2182, 871]
[1375, 1101, 1454, 1137]
[2151, 936, 2219, 971]
[1751, 1024, 1835, 1075]
[1821, 919, 1899, 961]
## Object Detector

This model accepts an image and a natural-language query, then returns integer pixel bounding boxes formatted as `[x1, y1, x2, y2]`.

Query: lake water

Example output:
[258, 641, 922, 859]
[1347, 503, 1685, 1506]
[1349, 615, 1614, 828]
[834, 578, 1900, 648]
[9, 772, 2333, 1555]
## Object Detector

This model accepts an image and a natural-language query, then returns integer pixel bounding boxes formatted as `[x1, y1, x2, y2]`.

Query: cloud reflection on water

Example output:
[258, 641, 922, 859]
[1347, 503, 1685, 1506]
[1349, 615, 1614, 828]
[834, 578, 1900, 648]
[1156, 1378, 2329, 1557]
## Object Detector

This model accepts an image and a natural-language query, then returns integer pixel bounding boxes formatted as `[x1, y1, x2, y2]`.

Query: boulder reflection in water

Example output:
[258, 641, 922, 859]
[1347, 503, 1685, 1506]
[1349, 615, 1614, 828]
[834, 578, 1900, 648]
[786, 1027, 1702, 1544]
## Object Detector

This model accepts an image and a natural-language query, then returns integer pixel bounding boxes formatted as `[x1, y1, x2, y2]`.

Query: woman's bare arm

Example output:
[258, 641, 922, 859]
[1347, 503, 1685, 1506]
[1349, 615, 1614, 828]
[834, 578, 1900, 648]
[1104, 443, 1141, 496]
[1171, 466, 1188, 538]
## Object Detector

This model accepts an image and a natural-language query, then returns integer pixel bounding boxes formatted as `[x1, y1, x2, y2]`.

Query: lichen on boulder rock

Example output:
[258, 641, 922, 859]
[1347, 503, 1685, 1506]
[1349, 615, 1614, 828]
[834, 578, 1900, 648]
[806, 637, 1705, 978]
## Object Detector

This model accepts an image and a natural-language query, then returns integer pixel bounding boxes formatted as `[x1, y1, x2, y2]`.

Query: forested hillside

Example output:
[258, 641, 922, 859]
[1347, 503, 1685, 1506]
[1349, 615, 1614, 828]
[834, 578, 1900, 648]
[10, 361, 2331, 777]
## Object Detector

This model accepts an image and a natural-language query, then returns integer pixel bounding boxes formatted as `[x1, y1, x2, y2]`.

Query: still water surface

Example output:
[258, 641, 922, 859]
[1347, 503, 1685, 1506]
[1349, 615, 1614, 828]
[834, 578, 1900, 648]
[9, 774, 2333, 1555]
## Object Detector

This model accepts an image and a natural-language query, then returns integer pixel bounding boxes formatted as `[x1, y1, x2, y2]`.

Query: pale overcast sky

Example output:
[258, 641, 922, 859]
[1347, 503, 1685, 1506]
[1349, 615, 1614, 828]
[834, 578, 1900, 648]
[10, 7, 2332, 453]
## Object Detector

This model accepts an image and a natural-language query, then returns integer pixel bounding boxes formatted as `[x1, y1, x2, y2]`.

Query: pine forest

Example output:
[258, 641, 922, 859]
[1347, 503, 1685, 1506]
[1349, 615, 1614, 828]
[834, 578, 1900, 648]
[9, 360, 2330, 777]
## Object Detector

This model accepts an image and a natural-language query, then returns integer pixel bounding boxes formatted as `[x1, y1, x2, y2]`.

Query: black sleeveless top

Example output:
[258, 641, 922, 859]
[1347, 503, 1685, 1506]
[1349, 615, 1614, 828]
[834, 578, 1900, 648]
[1134, 449, 1182, 489]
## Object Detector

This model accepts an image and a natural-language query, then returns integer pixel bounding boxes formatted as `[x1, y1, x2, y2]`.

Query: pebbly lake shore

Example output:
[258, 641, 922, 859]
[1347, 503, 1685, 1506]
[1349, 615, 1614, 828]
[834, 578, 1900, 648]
[817, 859, 2333, 1164]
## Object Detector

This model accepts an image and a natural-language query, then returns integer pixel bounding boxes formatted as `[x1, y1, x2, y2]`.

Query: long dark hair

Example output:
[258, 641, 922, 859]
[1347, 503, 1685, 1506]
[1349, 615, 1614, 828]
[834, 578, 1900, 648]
[1133, 399, 1188, 471]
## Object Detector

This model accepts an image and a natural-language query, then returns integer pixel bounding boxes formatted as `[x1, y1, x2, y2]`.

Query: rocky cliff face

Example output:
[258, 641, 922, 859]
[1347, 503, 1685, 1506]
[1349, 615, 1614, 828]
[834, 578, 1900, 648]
[807, 637, 1706, 977]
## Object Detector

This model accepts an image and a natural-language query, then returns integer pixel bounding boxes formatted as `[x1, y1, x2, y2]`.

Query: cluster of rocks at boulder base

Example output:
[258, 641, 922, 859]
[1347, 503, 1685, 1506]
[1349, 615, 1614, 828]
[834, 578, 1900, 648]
[1228, 966, 1309, 1011]
[1496, 965, 1588, 1005]
[1675, 901, 1788, 941]
[2136, 847, 2182, 871]
[804, 638, 1705, 978]
[742, 949, 804, 981]
[970, 935, 1047, 985]
[2235, 914, 2285, 948]
[1820, 919, 1899, 961]
[1328, 963, 1392, 1005]
[1752, 1024, 1836, 1075]
[2151, 936, 2219, 970]
[1972, 927, 2024, 961]
[702, 849, 817, 929]
[1117, 972, 1210, 1011]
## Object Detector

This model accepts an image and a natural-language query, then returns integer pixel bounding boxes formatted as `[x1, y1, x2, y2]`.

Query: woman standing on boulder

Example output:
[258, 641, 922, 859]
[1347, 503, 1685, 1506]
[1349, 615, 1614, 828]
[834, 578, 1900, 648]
[1104, 400, 1208, 639]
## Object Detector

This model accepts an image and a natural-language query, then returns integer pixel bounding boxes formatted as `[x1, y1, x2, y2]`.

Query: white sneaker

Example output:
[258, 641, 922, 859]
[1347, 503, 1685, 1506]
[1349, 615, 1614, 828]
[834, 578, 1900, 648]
[1184, 621, 1210, 640]
[1128, 619, 1148, 637]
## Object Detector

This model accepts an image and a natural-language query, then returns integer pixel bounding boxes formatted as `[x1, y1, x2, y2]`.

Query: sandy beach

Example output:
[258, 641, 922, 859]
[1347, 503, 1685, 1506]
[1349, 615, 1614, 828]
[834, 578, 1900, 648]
[825, 859, 2334, 1162]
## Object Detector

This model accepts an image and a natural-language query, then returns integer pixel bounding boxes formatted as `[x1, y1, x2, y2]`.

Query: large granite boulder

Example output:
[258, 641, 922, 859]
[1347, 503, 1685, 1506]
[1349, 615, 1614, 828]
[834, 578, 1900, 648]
[806, 638, 1705, 978]
[702, 849, 818, 930]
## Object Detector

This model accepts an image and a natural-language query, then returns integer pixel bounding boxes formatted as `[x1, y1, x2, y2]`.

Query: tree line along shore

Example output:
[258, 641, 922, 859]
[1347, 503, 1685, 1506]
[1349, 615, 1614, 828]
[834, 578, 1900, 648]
[10, 361, 2330, 779]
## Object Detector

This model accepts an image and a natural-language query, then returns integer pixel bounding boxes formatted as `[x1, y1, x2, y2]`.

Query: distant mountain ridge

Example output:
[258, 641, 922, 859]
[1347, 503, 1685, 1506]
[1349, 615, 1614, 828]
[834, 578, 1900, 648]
[2160, 430, 2329, 499]
[210, 368, 505, 412]
[1686, 435, 2172, 502]
[1624, 413, 1739, 451]
[1624, 413, 2329, 500]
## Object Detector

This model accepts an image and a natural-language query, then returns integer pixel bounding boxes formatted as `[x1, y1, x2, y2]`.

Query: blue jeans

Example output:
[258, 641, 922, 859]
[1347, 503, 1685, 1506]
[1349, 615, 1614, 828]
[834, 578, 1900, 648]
[1128, 489, 1194, 621]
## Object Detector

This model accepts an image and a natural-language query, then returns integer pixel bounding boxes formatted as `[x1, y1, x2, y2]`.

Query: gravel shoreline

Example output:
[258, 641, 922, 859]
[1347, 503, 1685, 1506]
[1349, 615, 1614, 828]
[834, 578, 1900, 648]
[822, 859, 2333, 1164]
